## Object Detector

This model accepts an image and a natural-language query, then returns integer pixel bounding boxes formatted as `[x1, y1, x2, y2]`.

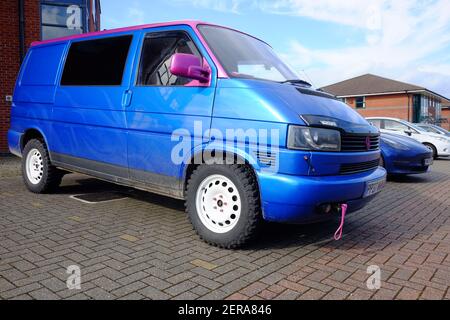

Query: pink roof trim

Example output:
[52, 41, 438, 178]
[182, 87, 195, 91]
[32, 20, 202, 46]
[31, 20, 264, 79]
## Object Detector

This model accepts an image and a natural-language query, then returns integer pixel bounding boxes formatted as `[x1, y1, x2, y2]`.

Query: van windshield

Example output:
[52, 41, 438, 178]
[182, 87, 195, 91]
[198, 25, 302, 83]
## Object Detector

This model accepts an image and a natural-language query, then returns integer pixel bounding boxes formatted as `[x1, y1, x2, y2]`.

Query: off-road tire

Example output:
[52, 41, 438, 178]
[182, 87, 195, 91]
[185, 164, 261, 249]
[22, 139, 63, 193]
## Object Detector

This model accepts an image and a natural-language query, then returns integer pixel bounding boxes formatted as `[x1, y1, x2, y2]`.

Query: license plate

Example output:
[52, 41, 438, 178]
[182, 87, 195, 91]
[423, 158, 433, 166]
[364, 178, 386, 198]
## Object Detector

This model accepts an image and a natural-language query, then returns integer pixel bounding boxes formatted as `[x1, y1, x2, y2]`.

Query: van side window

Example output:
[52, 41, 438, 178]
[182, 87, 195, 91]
[61, 35, 132, 86]
[137, 31, 201, 86]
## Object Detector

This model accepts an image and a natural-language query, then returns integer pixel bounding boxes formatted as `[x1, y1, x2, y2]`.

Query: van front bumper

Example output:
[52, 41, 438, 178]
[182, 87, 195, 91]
[257, 167, 387, 223]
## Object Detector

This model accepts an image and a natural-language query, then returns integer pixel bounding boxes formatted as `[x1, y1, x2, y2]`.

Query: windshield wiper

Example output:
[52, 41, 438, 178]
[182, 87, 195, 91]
[281, 79, 312, 87]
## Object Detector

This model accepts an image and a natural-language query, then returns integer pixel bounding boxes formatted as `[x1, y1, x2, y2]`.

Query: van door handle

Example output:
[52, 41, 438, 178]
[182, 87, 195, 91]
[122, 90, 133, 107]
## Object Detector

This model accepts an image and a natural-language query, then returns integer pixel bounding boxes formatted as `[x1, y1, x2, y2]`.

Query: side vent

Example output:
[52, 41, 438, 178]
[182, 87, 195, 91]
[256, 151, 277, 167]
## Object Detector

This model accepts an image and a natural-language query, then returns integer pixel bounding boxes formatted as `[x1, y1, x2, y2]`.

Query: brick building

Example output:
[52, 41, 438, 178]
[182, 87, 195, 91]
[321, 74, 449, 129]
[0, 0, 100, 154]
[442, 101, 450, 130]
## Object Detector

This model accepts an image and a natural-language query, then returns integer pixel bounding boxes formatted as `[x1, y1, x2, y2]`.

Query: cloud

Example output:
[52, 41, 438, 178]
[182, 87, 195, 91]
[275, 0, 450, 97]
[419, 64, 450, 77]
[258, 0, 386, 29]
[127, 2, 146, 25]
[172, 0, 450, 96]
[173, 0, 244, 14]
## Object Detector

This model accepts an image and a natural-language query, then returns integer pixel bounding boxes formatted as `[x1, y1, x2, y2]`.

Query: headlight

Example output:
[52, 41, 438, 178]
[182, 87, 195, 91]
[287, 126, 341, 151]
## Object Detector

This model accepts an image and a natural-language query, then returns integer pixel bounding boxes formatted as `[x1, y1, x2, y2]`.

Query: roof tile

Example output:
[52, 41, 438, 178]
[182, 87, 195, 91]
[320, 74, 425, 96]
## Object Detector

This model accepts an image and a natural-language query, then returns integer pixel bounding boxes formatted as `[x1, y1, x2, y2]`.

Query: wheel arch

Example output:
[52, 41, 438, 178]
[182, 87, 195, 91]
[21, 128, 49, 152]
[422, 142, 437, 158]
[181, 146, 261, 197]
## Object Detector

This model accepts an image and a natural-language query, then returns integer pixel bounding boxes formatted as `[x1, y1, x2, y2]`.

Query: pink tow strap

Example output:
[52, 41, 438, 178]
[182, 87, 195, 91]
[334, 204, 348, 241]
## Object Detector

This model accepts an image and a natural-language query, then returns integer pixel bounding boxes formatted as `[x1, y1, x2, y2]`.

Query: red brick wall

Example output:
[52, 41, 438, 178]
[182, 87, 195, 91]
[345, 94, 412, 122]
[0, 0, 40, 154]
[441, 108, 450, 130]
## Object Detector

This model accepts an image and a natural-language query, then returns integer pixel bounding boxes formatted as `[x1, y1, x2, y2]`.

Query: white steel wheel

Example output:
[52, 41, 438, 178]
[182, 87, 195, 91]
[25, 148, 44, 185]
[195, 174, 241, 234]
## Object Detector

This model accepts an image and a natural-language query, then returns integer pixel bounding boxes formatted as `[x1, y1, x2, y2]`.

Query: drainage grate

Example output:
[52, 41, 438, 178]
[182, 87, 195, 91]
[70, 191, 128, 204]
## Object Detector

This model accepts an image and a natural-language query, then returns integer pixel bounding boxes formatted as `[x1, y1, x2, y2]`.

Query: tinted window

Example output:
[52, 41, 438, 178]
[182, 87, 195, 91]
[137, 31, 201, 86]
[61, 35, 132, 86]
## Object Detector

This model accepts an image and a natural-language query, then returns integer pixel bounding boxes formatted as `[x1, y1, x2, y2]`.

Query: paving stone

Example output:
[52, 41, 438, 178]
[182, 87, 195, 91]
[396, 287, 421, 300]
[420, 287, 445, 300]
[0, 158, 449, 301]
[139, 286, 171, 300]
[29, 287, 60, 300]
[190, 259, 218, 270]
[85, 287, 115, 300]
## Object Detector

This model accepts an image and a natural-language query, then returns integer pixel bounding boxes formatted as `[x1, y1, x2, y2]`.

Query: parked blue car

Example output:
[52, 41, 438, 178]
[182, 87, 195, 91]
[380, 132, 433, 175]
[8, 21, 386, 248]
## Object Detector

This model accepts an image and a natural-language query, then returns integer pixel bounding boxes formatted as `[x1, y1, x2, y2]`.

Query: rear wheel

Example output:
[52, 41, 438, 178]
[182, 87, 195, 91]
[22, 139, 63, 193]
[423, 143, 437, 159]
[186, 164, 261, 249]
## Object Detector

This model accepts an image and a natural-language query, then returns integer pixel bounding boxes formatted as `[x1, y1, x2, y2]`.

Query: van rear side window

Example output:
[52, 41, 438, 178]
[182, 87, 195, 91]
[61, 35, 132, 86]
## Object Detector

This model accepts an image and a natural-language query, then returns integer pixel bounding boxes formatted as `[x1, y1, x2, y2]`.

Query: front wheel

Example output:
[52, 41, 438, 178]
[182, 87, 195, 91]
[423, 143, 438, 159]
[185, 164, 261, 249]
[22, 139, 63, 193]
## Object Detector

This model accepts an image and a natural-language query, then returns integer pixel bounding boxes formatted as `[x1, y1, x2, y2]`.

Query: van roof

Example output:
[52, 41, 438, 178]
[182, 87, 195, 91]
[31, 20, 266, 47]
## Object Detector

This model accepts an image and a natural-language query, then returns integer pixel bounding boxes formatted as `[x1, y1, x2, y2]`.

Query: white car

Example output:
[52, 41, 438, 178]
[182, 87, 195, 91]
[417, 123, 450, 138]
[366, 117, 450, 159]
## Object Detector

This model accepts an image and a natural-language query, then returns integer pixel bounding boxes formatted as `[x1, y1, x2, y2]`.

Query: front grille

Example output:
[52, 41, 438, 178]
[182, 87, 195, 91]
[339, 159, 380, 175]
[341, 134, 380, 152]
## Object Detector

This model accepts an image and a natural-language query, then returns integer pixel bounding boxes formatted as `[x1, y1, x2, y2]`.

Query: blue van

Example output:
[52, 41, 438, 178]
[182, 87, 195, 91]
[8, 21, 386, 248]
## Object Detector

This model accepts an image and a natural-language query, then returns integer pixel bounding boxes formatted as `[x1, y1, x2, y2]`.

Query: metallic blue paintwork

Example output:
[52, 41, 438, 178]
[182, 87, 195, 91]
[380, 132, 433, 175]
[127, 26, 217, 181]
[259, 167, 386, 222]
[214, 79, 368, 126]
[8, 23, 387, 223]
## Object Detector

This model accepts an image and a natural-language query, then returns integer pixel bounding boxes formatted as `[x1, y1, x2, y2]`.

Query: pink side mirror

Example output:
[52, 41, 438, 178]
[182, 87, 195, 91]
[170, 53, 210, 83]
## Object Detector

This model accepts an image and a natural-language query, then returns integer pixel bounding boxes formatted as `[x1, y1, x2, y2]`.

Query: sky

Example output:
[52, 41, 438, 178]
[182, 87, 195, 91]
[101, 0, 450, 98]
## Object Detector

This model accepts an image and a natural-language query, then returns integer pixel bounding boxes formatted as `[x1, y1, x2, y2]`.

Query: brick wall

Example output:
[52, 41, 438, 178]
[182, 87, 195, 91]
[441, 108, 450, 130]
[345, 94, 412, 122]
[0, 0, 40, 154]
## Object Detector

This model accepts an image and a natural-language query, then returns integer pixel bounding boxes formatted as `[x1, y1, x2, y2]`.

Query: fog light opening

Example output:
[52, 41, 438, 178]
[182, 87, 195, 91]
[318, 204, 333, 214]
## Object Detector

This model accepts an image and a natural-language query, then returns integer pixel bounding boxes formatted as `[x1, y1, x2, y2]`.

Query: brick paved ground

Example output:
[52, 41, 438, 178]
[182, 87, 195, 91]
[0, 156, 449, 300]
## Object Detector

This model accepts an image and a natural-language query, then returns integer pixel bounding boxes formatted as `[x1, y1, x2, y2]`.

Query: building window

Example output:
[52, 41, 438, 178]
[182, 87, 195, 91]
[436, 101, 442, 119]
[355, 96, 366, 109]
[41, 1, 86, 40]
[421, 95, 429, 117]
[61, 35, 132, 86]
